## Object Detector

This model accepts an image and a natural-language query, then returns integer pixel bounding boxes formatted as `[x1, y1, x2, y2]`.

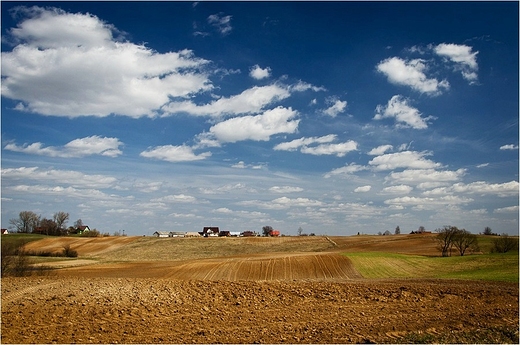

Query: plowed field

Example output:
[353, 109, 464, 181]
[2, 235, 518, 344]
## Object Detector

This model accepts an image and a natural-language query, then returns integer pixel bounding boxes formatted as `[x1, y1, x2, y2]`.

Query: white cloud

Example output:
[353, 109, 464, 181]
[425, 181, 519, 197]
[272, 196, 323, 207]
[354, 185, 371, 193]
[1, 7, 212, 118]
[374, 95, 435, 129]
[269, 186, 304, 193]
[274, 134, 336, 151]
[249, 65, 271, 80]
[4, 135, 123, 158]
[300, 141, 358, 157]
[380, 185, 413, 194]
[434, 43, 478, 83]
[1, 166, 117, 189]
[384, 195, 474, 209]
[376, 57, 449, 95]
[385, 168, 466, 186]
[231, 161, 264, 169]
[494, 206, 519, 214]
[209, 106, 299, 143]
[140, 145, 211, 162]
[368, 145, 393, 156]
[500, 144, 519, 150]
[207, 13, 232, 35]
[162, 84, 291, 117]
[274, 134, 357, 157]
[369, 151, 442, 171]
[324, 163, 368, 178]
[151, 194, 197, 203]
[322, 98, 347, 117]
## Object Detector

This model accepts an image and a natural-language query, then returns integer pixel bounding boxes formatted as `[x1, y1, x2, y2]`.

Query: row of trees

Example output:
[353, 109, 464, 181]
[9, 211, 86, 236]
[435, 225, 518, 256]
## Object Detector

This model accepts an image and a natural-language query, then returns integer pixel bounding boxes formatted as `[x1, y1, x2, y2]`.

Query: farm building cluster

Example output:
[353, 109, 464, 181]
[152, 227, 279, 238]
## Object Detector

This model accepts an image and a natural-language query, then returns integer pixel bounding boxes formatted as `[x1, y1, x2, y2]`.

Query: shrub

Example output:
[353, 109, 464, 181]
[62, 245, 78, 258]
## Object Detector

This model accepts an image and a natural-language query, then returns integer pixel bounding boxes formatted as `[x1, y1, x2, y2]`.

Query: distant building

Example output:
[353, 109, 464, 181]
[241, 230, 256, 237]
[271, 230, 280, 237]
[1, 229, 9, 235]
[201, 227, 219, 237]
[153, 231, 170, 238]
[169, 231, 185, 237]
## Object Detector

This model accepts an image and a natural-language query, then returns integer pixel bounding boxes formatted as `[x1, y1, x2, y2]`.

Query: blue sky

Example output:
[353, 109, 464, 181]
[1, 1, 518, 236]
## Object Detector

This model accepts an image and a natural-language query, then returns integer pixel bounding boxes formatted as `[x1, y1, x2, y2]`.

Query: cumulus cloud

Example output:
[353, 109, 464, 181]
[140, 145, 211, 162]
[384, 195, 473, 209]
[380, 185, 414, 194]
[274, 134, 357, 157]
[434, 43, 478, 84]
[207, 13, 232, 35]
[368, 145, 393, 156]
[249, 65, 271, 80]
[162, 84, 291, 117]
[4, 135, 123, 157]
[269, 186, 304, 193]
[208, 106, 299, 143]
[322, 98, 347, 117]
[369, 151, 442, 171]
[2, 7, 212, 118]
[151, 194, 197, 203]
[385, 168, 466, 186]
[376, 57, 449, 95]
[324, 163, 368, 178]
[374, 95, 435, 129]
[423, 181, 519, 198]
[494, 206, 520, 214]
[354, 185, 371, 193]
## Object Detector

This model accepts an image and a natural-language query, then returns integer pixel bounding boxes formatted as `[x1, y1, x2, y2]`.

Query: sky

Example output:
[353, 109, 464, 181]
[1, 1, 518, 236]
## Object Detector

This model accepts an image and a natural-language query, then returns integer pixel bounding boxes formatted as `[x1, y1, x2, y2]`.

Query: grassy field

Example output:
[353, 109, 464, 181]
[345, 251, 519, 283]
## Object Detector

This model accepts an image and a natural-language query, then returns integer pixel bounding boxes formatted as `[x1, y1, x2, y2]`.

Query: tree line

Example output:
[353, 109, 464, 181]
[8, 210, 96, 236]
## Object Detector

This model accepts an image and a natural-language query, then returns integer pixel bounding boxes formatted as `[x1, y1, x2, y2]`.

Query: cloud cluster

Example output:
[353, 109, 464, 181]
[374, 95, 435, 129]
[274, 134, 357, 157]
[4, 136, 123, 158]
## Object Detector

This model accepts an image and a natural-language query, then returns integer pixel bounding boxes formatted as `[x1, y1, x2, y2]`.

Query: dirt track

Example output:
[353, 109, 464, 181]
[2, 276, 518, 344]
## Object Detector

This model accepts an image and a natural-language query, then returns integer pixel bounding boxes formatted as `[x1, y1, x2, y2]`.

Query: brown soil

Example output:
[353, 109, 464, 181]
[2, 277, 517, 344]
[2, 235, 518, 344]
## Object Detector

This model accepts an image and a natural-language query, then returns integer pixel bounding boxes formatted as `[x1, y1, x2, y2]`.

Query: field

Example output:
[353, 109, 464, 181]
[1, 234, 518, 343]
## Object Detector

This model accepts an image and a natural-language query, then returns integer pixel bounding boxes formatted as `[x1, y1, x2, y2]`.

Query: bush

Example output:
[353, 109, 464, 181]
[62, 245, 78, 258]
[1, 241, 32, 277]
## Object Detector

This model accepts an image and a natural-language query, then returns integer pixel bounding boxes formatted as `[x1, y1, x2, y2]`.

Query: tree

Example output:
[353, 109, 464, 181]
[53, 212, 69, 233]
[435, 226, 459, 257]
[9, 211, 40, 233]
[483, 227, 494, 236]
[395, 226, 401, 235]
[39, 218, 60, 236]
[491, 234, 519, 253]
[262, 225, 273, 236]
[417, 226, 426, 233]
[74, 219, 84, 229]
[452, 228, 479, 256]
[297, 227, 303, 236]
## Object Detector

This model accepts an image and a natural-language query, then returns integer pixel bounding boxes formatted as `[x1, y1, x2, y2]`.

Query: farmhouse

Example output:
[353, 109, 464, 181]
[241, 231, 257, 237]
[169, 231, 185, 237]
[185, 232, 201, 237]
[1, 229, 8, 234]
[153, 231, 170, 238]
[77, 226, 91, 234]
[200, 227, 219, 237]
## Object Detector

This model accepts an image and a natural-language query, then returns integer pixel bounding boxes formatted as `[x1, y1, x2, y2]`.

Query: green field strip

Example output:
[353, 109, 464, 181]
[344, 252, 519, 283]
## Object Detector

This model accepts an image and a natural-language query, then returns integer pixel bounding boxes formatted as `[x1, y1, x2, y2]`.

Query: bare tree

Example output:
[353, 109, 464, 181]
[435, 226, 459, 257]
[297, 227, 303, 236]
[53, 212, 69, 232]
[452, 228, 479, 256]
[395, 226, 401, 235]
[74, 218, 84, 229]
[9, 211, 40, 233]
[483, 227, 494, 236]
